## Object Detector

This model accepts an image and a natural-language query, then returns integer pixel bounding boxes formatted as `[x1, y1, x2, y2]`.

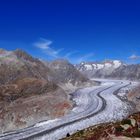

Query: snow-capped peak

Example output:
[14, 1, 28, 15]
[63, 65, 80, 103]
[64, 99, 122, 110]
[113, 60, 122, 68]
[76, 60, 124, 72]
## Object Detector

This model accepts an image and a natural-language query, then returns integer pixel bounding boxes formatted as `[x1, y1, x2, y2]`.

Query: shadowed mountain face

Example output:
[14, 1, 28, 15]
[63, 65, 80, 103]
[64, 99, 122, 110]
[44, 59, 89, 85]
[0, 49, 92, 133]
[76, 60, 140, 80]
[43, 59, 98, 93]
[109, 64, 140, 80]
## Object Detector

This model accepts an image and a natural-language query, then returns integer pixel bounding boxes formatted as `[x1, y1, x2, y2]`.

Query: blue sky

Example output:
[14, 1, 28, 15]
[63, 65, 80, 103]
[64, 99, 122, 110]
[0, 0, 140, 64]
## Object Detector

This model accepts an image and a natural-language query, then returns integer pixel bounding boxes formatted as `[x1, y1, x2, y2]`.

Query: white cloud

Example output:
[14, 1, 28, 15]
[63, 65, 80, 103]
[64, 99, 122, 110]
[34, 38, 63, 58]
[35, 38, 52, 49]
[129, 54, 140, 60]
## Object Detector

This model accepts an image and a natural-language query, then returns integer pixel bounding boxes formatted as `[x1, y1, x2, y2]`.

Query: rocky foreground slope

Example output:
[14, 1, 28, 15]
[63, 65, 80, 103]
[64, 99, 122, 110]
[0, 49, 93, 133]
[76, 60, 140, 80]
[62, 112, 140, 140]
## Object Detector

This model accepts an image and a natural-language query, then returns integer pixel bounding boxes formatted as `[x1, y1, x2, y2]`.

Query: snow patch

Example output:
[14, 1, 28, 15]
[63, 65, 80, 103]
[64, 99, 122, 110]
[34, 119, 60, 127]
[113, 60, 122, 68]
[97, 64, 104, 69]
[104, 63, 112, 68]
[84, 64, 93, 70]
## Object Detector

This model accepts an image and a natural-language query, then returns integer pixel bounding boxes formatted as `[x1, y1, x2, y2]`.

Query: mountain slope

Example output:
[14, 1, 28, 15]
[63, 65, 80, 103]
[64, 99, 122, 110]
[0, 49, 54, 84]
[43, 59, 98, 92]
[0, 49, 72, 133]
[109, 64, 140, 80]
[46, 59, 88, 84]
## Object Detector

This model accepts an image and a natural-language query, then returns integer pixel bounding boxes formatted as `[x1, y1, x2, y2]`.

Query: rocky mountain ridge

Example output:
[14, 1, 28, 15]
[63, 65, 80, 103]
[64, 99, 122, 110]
[76, 60, 140, 80]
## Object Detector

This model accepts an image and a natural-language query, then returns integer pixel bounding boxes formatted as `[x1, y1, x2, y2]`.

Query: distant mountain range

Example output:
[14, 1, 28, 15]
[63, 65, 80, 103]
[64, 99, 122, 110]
[75, 60, 140, 80]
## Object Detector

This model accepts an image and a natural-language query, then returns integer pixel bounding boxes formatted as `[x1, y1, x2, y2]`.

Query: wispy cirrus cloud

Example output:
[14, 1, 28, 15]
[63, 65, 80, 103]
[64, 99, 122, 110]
[129, 54, 140, 60]
[64, 51, 79, 58]
[34, 38, 94, 63]
[34, 38, 63, 58]
[76, 53, 94, 63]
